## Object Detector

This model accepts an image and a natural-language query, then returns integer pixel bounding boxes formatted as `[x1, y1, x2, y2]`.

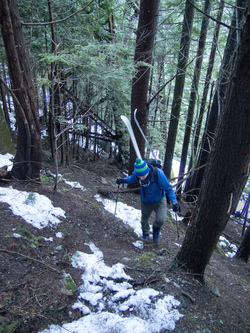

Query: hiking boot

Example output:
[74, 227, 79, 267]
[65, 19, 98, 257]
[153, 227, 160, 244]
[142, 233, 149, 240]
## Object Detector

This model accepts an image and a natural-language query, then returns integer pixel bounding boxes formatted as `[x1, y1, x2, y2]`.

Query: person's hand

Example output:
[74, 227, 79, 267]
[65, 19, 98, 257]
[116, 177, 125, 185]
[172, 202, 180, 212]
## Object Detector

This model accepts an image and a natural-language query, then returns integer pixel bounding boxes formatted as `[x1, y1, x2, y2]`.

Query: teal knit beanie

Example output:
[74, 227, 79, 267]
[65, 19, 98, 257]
[134, 158, 149, 177]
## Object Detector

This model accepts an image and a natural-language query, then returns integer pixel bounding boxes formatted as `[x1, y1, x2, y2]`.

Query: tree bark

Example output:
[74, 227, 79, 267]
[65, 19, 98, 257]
[0, 69, 11, 129]
[0, 101, 15, 155]
[163, 0, 195, 179]
[235, 223, 250, 263]
[129, 0, 160, 174]
[0, 0, 42, 180]
[175, 4, 250, 279]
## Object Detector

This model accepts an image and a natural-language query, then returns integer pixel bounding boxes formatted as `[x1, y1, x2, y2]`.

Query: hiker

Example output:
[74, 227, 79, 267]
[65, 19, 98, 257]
[116, 158, 179, 243]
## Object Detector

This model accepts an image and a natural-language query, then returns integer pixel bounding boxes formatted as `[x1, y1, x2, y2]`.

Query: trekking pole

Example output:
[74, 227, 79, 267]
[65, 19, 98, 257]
[242, 194, 250, 236]
[175, 212, 180, 247]
[114, 184, 120, 217]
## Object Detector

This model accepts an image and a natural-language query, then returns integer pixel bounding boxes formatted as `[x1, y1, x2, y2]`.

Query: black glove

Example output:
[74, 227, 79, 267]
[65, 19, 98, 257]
[116, 177, 125, 185]
[172, 202, 180, 212]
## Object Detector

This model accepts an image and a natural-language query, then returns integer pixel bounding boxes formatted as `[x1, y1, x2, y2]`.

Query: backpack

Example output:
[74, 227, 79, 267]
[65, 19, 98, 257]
[144, 158, 170, 203]
[144, 158, 162, 184]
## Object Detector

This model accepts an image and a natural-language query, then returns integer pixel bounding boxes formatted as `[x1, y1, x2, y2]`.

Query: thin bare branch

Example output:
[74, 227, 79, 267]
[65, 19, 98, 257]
[190, 0, 241, 31]
[0, 248, 61, 273]
[148, 56, 197, 106]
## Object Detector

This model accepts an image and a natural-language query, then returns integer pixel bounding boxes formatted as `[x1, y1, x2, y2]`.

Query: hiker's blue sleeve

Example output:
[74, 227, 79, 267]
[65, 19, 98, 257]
[158, 169, 177, 203]
[123, 171, 138, 184]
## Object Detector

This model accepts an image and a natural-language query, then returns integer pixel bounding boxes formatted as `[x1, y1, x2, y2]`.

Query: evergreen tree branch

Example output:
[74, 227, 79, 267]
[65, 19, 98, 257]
[22, 0, 95, 26]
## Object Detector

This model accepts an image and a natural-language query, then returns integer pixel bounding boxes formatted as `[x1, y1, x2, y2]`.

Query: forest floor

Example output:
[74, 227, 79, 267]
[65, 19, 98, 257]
[0, 151, 249, 333]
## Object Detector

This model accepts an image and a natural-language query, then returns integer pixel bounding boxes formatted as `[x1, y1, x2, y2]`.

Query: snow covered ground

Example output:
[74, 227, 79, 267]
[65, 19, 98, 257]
[0, 153, 184, 332]
[0, 153, 246, 332]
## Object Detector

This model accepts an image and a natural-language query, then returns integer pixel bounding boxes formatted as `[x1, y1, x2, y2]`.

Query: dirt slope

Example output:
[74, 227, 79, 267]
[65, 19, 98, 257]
[0, 156, 249, 333]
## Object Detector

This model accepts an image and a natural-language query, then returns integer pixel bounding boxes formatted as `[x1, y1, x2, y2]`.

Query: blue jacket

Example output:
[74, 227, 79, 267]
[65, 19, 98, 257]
[123, 166, 177, 204]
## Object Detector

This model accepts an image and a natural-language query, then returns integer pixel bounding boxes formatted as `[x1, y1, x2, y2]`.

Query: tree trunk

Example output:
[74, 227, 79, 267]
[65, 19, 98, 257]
[0, 70, 11, 129]
[177, 0, 211, 195]
[163, 0, 195, 179]
[0, 101, 15, 155]
[47, 0, 58, 163]
[175, 4, 250, 279]
[0, 0, 42, 180]
[184, 0, 248, 199]
[235, 223, 250, 263]
[41, 84, 48, 126]
[186, 0, 224, 188]
[129, 0, 160, 174]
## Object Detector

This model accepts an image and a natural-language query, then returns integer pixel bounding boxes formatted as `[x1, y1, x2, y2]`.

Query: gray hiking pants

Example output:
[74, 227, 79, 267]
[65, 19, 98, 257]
[141, 196, 167, 235]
